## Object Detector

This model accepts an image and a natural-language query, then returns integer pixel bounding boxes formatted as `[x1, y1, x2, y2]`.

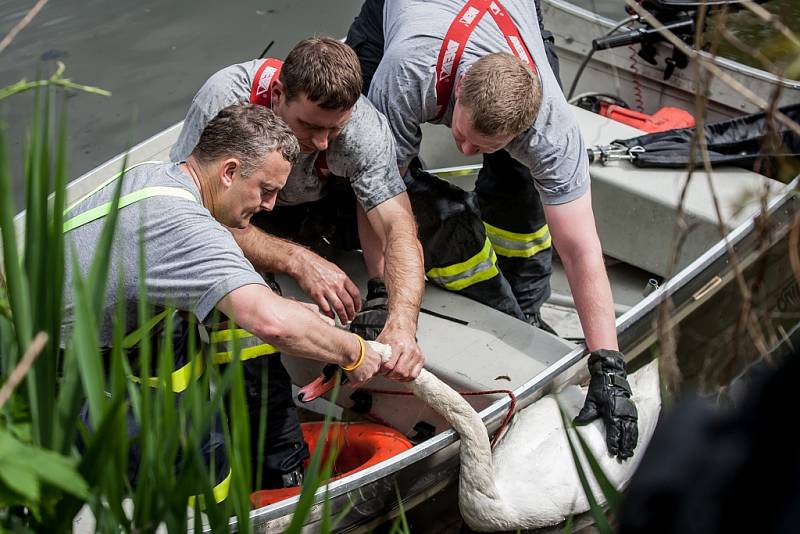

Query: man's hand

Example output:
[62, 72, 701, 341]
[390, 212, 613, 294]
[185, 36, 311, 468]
[376, 324, 424, 381]
[574, 349, 639, 460]
[349, 278, 423, 381]
[288, 248, 361, 323]
[343, 336, 383, 385]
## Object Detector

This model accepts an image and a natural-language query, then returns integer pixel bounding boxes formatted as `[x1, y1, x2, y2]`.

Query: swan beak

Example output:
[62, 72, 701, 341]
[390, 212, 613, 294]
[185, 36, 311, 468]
[297, 364, 343, 403]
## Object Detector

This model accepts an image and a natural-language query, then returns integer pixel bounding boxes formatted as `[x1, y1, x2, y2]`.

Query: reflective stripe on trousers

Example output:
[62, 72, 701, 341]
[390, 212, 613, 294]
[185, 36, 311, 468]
[188, 468, 233, 507]
[483, 221, 552, 259]
[128, 354, 205, 393]
[425, 237, 500, 291]
[210, 328, 280, 364]
[130, 326, 281, 391]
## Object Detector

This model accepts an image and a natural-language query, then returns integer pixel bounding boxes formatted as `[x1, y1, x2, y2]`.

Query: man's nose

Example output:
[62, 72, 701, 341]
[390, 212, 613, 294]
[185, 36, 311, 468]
[261, 195, 276, 212]
[312, 131, 329, 151]
[459, 140, 480, 156]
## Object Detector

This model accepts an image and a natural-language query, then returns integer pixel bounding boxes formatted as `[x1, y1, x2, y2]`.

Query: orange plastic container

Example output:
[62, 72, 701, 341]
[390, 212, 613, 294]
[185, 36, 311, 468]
[250, 421, 413, 508]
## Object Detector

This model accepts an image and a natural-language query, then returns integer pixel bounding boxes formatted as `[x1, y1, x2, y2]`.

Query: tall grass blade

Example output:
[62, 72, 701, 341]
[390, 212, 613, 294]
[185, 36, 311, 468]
[285, 378, 343, 533]
[562, 513, 574, 534]
[214, 325, 250, 533]
[557, 405, 613, 534]
[86, 156, 127, 316]
[570, 414, 622, 514]
[255, 364, 268, 492]
[387, 484, 411, 534]
[0, 107, 33, 378]
[67, 253, 106, 428]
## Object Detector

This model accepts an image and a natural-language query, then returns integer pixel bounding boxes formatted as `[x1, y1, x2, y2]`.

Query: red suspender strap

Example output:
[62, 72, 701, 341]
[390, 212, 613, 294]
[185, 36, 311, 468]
[250, 57, 329, 179]
[434, 0, 537, 121]
[249, 58, 284, 107]
[488, 1, 536, 69]
[313, 151, 330, 179]
[434, 0, 490, 121]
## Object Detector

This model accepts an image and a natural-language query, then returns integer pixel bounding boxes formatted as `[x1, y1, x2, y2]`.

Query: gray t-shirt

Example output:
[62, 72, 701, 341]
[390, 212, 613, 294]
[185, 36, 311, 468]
[62, 162, 266, 346]
[370, 0, 589, 205]
[170, 60, 406, 212]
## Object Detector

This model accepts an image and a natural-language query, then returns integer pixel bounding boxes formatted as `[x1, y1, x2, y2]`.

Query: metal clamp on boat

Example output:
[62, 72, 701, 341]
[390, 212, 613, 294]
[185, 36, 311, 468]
[587, 143, 645, 165]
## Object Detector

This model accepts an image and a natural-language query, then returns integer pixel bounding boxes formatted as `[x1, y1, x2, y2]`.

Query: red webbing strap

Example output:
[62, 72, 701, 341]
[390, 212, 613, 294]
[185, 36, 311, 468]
[250, 57, 329, 179]
[434, 0, 537, 121]
[313, 150, 330, 179]
[488, 1, 536, 69]
[249, 58, 283, 107]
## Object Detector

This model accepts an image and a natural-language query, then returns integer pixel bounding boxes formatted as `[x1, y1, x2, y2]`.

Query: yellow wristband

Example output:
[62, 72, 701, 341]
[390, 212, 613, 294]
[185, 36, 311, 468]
[341, 334, 365, 372]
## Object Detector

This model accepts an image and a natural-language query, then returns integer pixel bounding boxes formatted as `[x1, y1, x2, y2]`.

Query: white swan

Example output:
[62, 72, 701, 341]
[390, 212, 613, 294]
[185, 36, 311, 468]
[406, 359, 662, 531]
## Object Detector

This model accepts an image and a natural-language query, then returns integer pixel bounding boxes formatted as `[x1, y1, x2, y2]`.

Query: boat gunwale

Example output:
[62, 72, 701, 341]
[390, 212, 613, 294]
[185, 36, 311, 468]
[240, 169, 800, 529]
[7, 121, 797, 530]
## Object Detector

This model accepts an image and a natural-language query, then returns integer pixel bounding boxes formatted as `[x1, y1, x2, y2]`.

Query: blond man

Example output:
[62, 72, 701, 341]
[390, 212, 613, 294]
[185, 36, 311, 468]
[346, 0, 638, 459]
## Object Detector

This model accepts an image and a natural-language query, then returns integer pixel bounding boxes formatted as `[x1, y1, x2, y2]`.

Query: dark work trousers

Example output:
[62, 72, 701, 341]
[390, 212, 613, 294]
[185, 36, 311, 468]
[245, 183, 359, 488]
[233, 352, 309, 489]
[80, 314, 229, 495]
[215, 278, 310, 489]
[346, 0, 562, 321]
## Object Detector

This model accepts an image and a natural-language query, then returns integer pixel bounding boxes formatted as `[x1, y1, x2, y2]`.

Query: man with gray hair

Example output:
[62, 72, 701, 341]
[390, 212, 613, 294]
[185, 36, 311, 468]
[63, 104, 387, 498]
[170, 37, 427, 489]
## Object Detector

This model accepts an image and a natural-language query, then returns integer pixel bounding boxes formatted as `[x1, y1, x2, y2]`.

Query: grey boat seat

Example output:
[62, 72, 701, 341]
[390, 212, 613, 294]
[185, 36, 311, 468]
[575, 106, 784, 277]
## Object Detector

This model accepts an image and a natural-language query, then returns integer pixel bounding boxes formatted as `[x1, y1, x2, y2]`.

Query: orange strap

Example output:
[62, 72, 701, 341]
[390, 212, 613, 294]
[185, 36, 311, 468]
[248, 58, 329, 179]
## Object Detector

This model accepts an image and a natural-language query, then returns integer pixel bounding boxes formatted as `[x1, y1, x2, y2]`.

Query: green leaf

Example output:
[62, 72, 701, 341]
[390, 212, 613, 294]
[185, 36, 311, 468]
[0, 428, 88, 502]
[0, 462, 40, 502]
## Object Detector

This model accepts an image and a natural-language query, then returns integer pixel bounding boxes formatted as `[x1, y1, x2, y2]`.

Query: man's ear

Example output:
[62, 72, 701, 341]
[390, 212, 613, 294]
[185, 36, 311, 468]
[272, 79, 285, 107]
[454, 75, 462, 98]
[219, 158, 240, 188]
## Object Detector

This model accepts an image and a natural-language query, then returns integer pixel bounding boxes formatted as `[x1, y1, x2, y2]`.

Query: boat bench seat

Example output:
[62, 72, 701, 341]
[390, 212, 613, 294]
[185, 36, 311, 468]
[574, 106, 783, 277]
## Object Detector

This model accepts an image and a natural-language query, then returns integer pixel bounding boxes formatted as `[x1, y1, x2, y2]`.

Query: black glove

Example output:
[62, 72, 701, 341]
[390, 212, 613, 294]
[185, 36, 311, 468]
[348, 278, 388, 341]
[574, 349, 639, 460]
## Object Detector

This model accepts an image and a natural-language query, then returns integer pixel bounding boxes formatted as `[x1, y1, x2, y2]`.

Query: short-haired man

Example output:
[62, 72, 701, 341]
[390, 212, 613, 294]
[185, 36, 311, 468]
[63, 105, 387, 495]
[170, 38, 425, 485]
[346, 0, 639, 459]
[171, 37, 424, 379]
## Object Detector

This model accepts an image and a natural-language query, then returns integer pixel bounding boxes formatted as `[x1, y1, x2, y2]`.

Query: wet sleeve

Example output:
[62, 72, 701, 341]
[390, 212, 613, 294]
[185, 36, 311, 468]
[331, 99, 407, 212]
[169, 71, 248, 162]
[367, 62, 426, 171]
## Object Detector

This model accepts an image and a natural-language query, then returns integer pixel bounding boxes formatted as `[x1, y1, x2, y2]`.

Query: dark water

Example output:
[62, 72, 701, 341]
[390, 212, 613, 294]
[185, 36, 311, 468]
[0, 0, 362, 210]
[2, 0, 797, 210]
[2, 0, 797, 211]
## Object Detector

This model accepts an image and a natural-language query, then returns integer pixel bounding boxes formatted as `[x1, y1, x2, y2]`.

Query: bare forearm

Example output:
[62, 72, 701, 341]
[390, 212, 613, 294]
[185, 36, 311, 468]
[383, 223, 424, 334]
[262, 300, 361, 365]
[230, 224, 305, 275]
[561, 247, 618, 351]
[222, 285, 361, 367]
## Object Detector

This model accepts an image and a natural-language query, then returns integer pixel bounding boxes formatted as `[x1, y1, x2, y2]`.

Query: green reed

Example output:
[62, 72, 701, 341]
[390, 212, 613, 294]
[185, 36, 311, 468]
[0, 77, 252, 532]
